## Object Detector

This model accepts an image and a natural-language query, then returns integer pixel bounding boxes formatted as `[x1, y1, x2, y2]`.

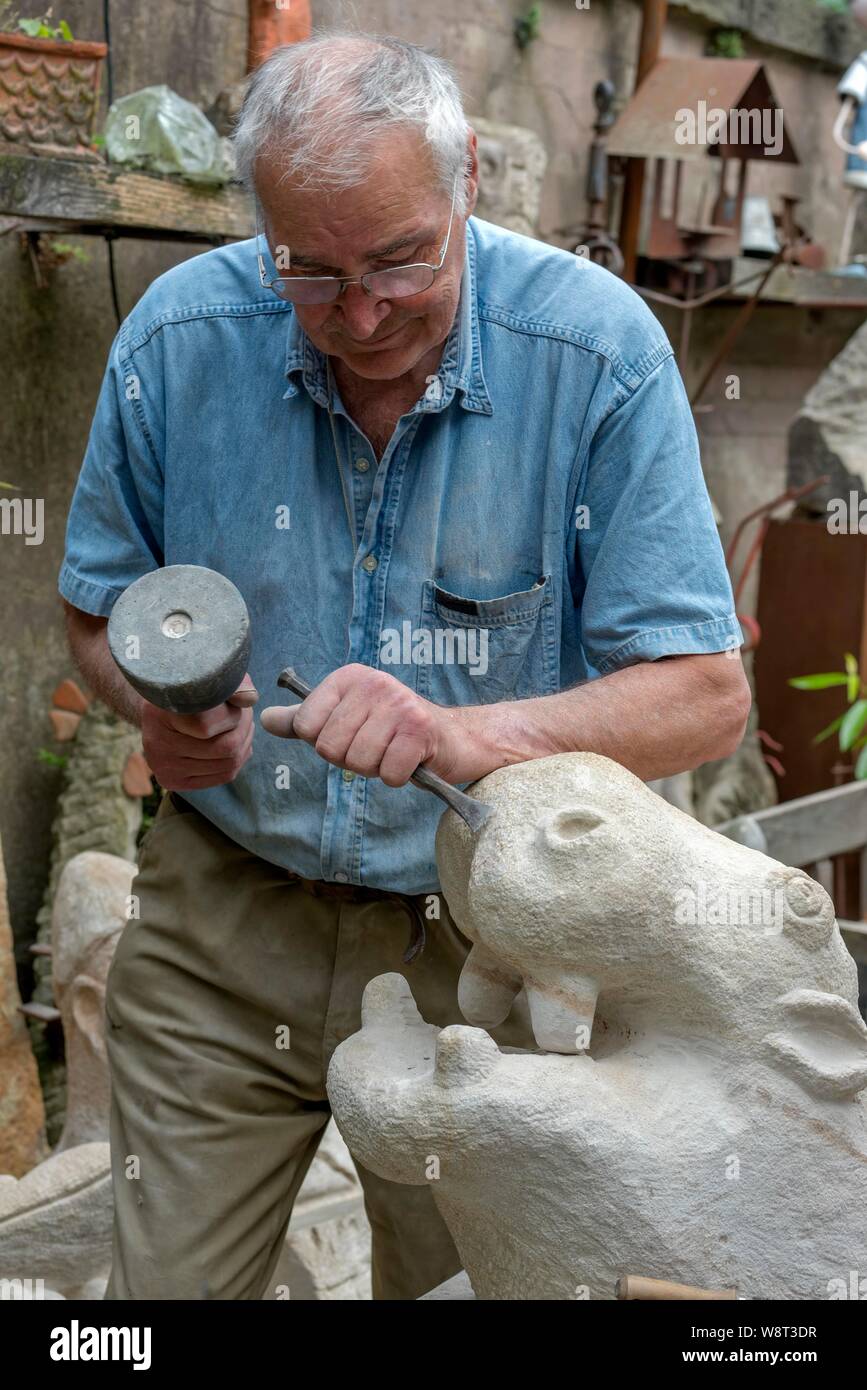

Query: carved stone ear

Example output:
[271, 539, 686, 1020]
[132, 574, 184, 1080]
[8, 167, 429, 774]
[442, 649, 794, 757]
[764, 989, 867, 1099]
[69, 975, 108, 1066]
[361, 973, 424, 1030]
[434, 1025, 501, 1089]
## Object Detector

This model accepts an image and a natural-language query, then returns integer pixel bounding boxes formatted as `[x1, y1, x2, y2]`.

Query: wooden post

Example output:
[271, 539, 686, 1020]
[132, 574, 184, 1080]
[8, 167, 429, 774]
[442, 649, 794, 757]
[247, 0, 312, 74]
[618, 0, 669, 282]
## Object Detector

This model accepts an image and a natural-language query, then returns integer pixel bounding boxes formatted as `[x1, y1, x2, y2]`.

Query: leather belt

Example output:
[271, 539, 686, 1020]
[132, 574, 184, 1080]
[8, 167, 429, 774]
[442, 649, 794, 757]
[169, 793, 427, 962]
[285, 873, 428, 963]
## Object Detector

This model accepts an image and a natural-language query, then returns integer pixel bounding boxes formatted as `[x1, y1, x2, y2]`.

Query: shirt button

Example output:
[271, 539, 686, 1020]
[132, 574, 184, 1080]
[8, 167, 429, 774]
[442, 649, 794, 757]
[355, 457, 370, 473]
[342, 768, 356, 783]
[362, 554, 378, 573]
[333, 871, 349, 883]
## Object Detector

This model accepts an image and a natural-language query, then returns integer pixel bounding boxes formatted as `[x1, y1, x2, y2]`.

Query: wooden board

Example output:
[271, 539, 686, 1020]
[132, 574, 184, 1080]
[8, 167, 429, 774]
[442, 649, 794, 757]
[727, 256, 867, 308]
[755, 521, 867, 804]
[717, 780, 867, 867]
[0, 151, 253, 243]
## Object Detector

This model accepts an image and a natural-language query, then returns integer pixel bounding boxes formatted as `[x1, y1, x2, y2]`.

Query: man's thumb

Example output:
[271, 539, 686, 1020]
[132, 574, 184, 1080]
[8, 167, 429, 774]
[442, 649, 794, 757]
[259, 705, 298, 738]
[227, 674, 259, 708]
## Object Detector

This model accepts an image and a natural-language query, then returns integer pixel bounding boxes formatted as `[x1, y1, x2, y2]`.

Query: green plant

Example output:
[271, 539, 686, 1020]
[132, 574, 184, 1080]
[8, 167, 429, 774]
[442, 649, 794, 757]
[48, 239, 90, 265]
[816, 0, 850, 14]
[707, 28, 745, 58]
[789, 653, 867, 780]
[514, 4, 541, 51]
[0, 4, 74, 40]
[36, 747, 69, 770]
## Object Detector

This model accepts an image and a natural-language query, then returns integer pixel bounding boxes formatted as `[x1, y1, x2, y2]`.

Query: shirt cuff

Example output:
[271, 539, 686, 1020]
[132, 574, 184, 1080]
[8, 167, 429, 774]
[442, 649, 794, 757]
[58, 562, 126, 618]
[595, 614, 743, 675]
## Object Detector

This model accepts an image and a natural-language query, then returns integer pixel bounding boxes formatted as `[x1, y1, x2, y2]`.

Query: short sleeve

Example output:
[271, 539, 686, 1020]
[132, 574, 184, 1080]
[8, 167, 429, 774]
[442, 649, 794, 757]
[576, 353, 741, 675]
[58, 328, 164, 617]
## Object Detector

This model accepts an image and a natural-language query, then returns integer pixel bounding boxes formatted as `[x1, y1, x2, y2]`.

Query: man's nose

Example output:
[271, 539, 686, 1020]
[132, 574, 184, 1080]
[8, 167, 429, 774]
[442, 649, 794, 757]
[336, 282, 393, 340]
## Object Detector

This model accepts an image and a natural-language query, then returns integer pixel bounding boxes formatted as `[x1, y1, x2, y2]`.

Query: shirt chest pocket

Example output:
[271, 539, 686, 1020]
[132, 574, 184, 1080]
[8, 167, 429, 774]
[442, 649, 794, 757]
[415, 575, 557, 706]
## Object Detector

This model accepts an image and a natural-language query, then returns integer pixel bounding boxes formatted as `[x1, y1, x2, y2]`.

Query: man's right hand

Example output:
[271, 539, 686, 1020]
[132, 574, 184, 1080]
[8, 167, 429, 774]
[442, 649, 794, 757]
[141, 676, 258, 791]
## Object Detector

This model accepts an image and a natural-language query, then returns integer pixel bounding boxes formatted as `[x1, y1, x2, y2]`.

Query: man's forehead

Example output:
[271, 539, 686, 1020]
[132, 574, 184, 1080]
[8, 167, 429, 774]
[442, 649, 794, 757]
[255, 132, 442, 230]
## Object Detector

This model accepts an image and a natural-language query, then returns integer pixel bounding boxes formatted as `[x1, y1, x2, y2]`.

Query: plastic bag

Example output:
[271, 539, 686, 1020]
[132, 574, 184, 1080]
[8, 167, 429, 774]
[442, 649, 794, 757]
[105, 85, 234, 186]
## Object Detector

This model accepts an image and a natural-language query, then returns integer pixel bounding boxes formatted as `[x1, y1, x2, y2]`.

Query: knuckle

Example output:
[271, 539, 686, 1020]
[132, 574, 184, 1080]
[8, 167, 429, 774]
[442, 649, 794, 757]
[314, 736, 341, 762]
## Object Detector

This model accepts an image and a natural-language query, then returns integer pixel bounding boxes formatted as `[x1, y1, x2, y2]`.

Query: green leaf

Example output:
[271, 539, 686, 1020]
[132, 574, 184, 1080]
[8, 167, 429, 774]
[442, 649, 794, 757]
[36, 747, 68, 769]
[788, 673, 849, 690]
[18, 18, 44, 36]
[855, 745, 867, 781]
[58, 19, 73, 40]
[845, 652, 861, 703]
[812, 713, 845, 745]
[840, 699, 867, 751]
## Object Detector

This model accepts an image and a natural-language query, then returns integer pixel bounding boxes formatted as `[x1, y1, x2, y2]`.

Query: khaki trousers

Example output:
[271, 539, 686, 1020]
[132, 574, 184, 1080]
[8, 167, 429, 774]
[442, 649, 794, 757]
[104, 793, 527, 1300]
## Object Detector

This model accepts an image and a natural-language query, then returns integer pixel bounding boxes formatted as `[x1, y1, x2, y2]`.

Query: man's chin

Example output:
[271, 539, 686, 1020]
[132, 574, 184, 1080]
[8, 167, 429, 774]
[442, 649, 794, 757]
[340, 354, 415, 380]
[335, 337, 423, 381]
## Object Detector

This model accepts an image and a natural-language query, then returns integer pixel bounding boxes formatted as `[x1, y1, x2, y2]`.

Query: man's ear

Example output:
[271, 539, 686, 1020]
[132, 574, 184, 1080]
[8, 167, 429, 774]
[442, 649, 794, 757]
[764, 989, 867, 1100]
[463, 128, 479, 217]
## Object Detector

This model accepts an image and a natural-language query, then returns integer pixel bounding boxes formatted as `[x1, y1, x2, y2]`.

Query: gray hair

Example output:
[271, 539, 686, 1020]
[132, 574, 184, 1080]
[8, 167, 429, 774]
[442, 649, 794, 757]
[233, 31, 470, 209]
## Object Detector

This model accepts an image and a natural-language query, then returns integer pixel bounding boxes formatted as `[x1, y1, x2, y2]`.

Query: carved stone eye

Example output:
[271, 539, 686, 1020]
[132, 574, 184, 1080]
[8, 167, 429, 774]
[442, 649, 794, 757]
[538, 806, 605, 848]
[785, 875, 825, 919]
[781, 873, 834, 948]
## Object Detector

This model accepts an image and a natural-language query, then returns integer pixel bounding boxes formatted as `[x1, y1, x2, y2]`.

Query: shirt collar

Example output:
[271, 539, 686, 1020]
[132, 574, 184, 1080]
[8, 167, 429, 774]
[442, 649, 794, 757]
[282, 218, 492, 416]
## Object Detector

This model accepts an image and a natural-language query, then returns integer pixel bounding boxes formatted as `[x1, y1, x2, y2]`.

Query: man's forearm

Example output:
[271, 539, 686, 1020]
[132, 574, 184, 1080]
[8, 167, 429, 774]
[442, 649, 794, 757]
[63, 603, 144, 728]
[450, 653, 751, 784]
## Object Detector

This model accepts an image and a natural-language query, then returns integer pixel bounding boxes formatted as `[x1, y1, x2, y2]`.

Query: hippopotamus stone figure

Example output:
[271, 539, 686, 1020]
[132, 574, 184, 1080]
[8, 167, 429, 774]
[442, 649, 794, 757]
[327, 753, 867, 1300]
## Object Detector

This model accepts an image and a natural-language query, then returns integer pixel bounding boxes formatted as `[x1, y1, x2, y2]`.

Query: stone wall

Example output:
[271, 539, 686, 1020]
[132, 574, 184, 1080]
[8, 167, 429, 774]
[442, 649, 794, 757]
[2, 0, 864, 949]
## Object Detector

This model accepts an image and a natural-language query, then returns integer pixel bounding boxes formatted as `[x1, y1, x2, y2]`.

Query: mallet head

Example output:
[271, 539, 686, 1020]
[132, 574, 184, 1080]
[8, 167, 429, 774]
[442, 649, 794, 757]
[107, 564, 251, 715]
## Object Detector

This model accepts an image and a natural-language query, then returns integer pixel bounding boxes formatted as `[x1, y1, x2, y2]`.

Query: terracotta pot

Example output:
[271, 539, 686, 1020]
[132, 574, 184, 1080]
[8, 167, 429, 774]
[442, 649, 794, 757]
[0, 31, 107, 158]
[247, 0, 312, 72]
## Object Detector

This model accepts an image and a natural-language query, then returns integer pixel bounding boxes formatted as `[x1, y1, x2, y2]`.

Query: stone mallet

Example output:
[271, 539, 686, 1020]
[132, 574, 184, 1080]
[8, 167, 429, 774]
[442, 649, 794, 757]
[277, 666, 493, 833]
[107, 565, 255, 715]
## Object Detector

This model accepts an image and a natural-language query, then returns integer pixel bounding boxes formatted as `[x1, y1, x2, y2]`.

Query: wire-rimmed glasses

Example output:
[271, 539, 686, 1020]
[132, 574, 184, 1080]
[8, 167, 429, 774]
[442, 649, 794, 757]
[256, 174, 460, 305]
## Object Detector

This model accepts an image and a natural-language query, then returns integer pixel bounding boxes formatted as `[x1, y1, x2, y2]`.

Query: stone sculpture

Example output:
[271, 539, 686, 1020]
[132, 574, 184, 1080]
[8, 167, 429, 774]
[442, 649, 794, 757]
[788, 314, 867, 516]
[328, 752, 867, 1301]
[32, 701, 144, 1145]
[52, 852, 135, 1152]
[2, 849, 371, 1299]
[0, 833, 46, 1177]
[472, 116, 547, 240]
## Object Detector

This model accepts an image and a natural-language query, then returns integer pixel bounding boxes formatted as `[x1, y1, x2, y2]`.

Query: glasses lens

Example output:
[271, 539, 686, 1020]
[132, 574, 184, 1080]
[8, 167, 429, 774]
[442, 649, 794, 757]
[366, 265, 435, 298]
[274, 278, 341, 305]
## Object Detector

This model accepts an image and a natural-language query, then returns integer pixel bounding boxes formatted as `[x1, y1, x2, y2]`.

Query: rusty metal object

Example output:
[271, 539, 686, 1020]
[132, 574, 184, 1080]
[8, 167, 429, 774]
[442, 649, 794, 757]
[608, 59, 798, 164]
[614, 54, 799, 278]
[724, 478, 830, 654]
[247, 0, 311, 72]
[618, 0, 669, 282]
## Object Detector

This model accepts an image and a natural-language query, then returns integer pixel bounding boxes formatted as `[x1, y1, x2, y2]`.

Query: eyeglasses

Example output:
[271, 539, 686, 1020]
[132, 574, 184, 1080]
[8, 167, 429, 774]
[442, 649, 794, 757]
[256, 174, 459, 305]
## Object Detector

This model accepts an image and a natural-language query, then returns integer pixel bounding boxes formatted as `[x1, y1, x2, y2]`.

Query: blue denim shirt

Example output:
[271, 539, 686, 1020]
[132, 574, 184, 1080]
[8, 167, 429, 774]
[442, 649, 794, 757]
[60, 216, 740, 893]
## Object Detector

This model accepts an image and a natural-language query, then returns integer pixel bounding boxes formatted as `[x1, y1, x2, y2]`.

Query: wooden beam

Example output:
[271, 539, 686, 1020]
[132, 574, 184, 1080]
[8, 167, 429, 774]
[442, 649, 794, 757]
[717, 780, 867, 868]
[0, 153, 253, 243]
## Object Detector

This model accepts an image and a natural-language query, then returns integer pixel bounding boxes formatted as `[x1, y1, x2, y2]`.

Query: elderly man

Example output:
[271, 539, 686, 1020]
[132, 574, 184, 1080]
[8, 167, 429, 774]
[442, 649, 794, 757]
[60, 33, 749, 1300]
